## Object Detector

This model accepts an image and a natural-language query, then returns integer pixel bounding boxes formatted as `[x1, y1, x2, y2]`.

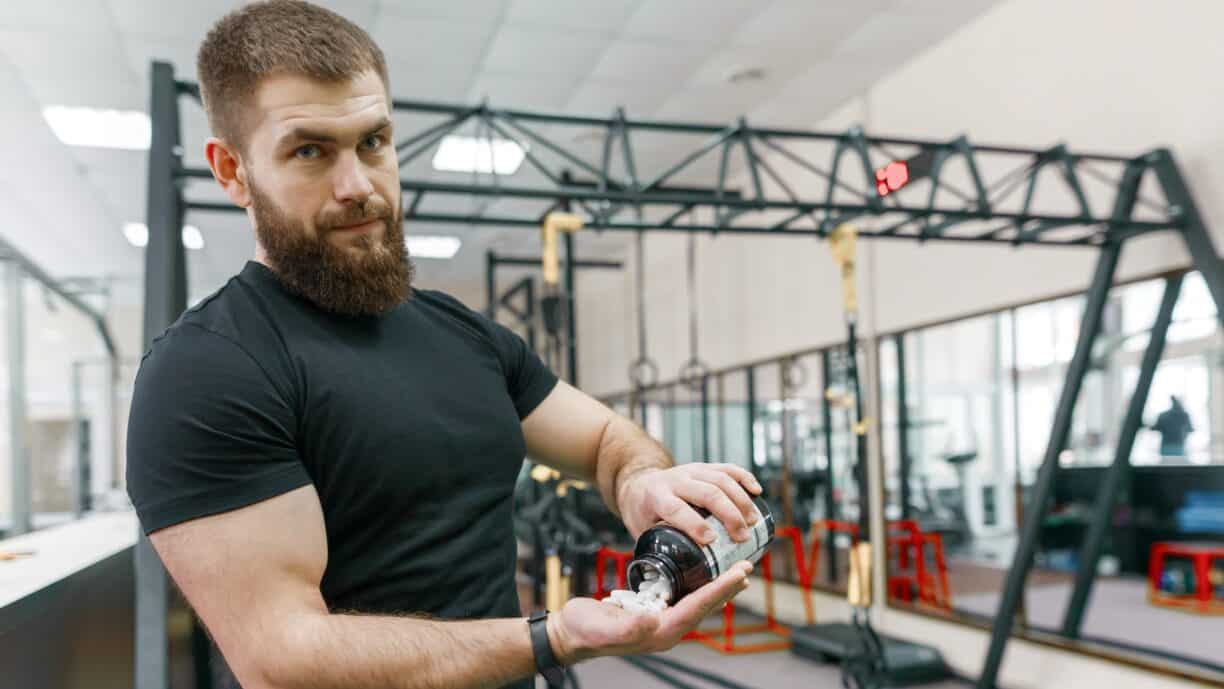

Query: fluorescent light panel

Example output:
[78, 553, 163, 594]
[405, 235, 461, 259]
[123, 223, 205, 250]
[43, 106, 151, 150]
[431, 135, 525, 175]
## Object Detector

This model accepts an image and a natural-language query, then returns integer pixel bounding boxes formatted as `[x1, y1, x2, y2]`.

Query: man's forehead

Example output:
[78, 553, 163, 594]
[254, 71, 390, 133]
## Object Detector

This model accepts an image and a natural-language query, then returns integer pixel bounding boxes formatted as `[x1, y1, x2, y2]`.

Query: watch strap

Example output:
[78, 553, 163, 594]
[528, 610, 566, 688]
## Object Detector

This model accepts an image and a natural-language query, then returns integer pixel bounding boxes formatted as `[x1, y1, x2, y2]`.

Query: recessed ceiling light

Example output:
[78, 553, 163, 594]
[725, 66, 767, 85]
[405, 235, 462, 259]
[123, 222, 205, 250]
[123, 222, 149, 248]
[431, 135, 525, 175]
[43, 106, 151, 150]
[181, 225, 205, 250]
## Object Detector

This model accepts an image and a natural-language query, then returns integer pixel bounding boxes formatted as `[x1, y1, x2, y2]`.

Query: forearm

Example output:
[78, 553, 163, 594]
[264, 612, 537, 689]
[594, 415, 674, 518]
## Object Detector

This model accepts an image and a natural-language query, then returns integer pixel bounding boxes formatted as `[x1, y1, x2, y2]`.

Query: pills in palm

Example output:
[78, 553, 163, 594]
[601, 577, 673, 614]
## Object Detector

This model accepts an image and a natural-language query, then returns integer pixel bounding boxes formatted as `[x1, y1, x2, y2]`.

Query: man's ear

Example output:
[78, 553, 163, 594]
[204, 137, 251, 208]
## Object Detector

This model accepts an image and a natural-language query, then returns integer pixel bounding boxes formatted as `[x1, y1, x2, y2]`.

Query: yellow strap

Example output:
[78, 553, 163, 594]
[846, 541, 873, 608]
[828, 223, 859, 315]
[540, 212, 584, 286]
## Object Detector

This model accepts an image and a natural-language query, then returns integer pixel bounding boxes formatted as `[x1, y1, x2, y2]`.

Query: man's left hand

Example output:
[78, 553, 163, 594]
[617, 463, 764, 544]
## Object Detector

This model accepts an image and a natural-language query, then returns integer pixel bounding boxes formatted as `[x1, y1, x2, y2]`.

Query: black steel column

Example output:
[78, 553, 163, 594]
[896, 334, 911, 521]
[977, 242, 1122, 689]
[700, 376, 710, 462]
[821, 349, 838, 580]
[1148, 149, 1224, 325]
[524, 278, 537, 354]
[137, 60, 186, 689]
[1061, 275, 1182, 638]
[844, 329, 869, 539]
[564, 231, 578, 386]
[485, 250, 496, 319]
[746, 366, 758, 483]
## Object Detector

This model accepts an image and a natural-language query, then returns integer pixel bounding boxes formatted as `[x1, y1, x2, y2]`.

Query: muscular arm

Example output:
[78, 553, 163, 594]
[151, 485, 539, 689]
[521, 381, 672, 519]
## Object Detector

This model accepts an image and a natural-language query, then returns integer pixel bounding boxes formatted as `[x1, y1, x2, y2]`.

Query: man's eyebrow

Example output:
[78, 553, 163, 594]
[280, 117, 392, 145]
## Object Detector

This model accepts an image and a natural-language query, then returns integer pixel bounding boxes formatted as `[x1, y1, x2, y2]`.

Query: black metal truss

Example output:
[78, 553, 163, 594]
[174, 73, 1180, 248]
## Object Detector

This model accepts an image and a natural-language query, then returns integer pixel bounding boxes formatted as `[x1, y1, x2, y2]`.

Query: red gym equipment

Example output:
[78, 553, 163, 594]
[885, 520, 951, 610]
[1148, 541, 1224, 615]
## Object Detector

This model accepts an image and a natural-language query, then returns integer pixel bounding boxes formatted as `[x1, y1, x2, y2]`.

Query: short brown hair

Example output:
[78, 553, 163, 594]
[197, 0, 389, 150]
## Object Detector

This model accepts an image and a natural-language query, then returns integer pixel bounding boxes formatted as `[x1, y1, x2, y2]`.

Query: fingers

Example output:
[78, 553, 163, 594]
[658, 495, 717, 545]
[708, 463, 762, 496]
[695, 470, 759, 538]
[674, 480, 748, 543]
[661, 562, 753, 636]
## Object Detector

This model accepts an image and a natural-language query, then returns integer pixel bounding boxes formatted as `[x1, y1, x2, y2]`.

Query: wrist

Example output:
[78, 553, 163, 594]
[546, 611, 585, 665]
[616, 466, 662, 513]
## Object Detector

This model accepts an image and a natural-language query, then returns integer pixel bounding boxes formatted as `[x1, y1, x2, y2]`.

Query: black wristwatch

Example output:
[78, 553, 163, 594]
[527, 610, 567, 688]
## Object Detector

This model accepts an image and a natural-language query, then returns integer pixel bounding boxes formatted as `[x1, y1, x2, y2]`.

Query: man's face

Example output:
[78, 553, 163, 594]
[238, 69, 411, 316]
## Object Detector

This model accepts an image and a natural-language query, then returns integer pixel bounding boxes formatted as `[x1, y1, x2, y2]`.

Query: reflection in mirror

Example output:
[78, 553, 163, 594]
[882, 270, 1224, 677]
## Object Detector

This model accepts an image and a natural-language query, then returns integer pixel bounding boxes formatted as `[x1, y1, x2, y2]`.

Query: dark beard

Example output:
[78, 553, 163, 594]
[249, 182, 413, 317]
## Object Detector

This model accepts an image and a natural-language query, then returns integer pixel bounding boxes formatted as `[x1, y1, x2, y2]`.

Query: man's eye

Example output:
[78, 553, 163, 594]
[295, 144, 322, 160]
[360, 134, 385, 151]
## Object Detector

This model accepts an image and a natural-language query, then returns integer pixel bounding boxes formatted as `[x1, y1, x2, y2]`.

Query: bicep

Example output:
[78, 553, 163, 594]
[150, 484, 328, 688]
[521, 380, 616, 479]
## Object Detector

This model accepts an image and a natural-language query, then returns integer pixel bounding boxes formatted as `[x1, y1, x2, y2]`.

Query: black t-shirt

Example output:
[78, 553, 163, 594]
[127, 261, 557, 687]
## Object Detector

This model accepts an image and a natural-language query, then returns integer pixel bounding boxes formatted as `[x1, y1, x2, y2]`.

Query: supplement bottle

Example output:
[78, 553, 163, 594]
[626, 495, 775, 604]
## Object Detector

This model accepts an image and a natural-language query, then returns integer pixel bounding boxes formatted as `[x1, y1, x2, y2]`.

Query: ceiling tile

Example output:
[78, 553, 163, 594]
[480, 25, 611, 77]
[504, 0, 639, 31]
[0, 0, 113, 31]
[381, 0, 509, 24]
[621, 0, 757, 44]
[387, 59, 473, 102]
[372, 15, 497, 72]
[0, 28, 134, 84]
[731, 0, 890, 47]
[564, 79, 670, 118]
[105, 0, 242, 37]
[588, 39, 712, 86]
[466, 71, 578, 110]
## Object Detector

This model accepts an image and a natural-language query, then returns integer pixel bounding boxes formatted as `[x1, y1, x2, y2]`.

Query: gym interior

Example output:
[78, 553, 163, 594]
[1, 1, 1222, 688]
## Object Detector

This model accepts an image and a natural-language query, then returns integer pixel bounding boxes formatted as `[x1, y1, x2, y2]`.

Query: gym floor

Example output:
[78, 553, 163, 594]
[566, 630, 972, 689]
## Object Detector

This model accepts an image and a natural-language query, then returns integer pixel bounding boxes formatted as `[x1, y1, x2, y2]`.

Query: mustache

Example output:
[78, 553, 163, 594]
[319, 199, 394, 232]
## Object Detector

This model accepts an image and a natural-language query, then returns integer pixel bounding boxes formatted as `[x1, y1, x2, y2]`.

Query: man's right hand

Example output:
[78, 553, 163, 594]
[547, 561, 754, 664]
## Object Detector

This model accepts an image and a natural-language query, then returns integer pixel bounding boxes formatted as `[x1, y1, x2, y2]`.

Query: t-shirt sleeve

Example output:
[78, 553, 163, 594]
[126, 325, 311, 535]
[483, 316, 559, 420]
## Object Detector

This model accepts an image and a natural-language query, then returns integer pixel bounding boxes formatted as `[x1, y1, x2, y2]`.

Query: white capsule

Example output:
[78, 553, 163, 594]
[610, 589, 635, 601]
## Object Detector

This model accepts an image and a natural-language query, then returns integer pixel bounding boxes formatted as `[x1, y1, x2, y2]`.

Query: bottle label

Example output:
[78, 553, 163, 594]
[701, 504, 769, 577]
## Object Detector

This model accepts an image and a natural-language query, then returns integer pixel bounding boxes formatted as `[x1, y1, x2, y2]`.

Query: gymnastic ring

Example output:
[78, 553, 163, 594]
[629, 358, 659, 389]
[678, 358, 711, 393]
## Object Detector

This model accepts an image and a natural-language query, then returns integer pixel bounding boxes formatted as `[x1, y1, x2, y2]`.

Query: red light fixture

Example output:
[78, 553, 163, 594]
[875, 161, 910, 197]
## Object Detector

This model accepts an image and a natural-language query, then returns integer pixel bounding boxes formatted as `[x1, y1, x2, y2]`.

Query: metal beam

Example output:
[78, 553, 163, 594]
[488, 255, 623, 269]
[382, 97, 1133, 162]
[137, 59, 185, 689]
[976, 242, 1122, 689]
[0, 235, 117, 359]
[896, 334, 911, 521]
[1061, 274, 1182, 638]
[564, 231, 578, 386]
[6, 260, 29, 537]
[821, 349, 838, 581]
[1148, 149, 1224, 325]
